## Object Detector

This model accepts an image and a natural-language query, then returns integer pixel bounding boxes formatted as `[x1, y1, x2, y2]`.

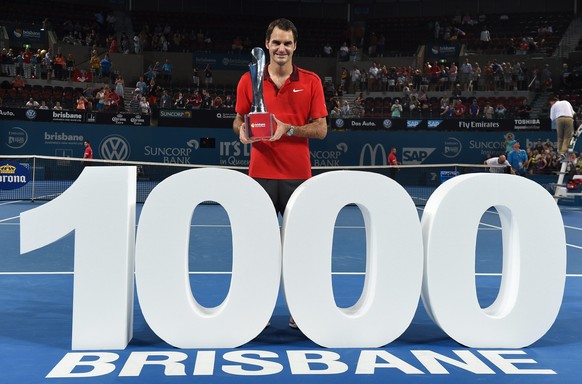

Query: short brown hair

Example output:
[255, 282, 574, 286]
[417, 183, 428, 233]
[266, 18, 298, 44]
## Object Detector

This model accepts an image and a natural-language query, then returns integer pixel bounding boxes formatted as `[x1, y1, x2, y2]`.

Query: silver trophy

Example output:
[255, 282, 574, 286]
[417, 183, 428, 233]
[245, 47, 274, 139]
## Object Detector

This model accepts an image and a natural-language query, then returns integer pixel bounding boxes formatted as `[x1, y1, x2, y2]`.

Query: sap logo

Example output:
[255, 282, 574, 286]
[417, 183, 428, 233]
[407, 120, 422, 128]
[427, 120, 443, 129]
[402, 147, 435, 164]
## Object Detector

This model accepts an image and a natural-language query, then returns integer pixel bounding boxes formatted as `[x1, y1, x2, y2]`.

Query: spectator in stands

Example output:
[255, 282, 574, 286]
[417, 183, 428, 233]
[174, 92, 186, 108]
[469, 98, 480, 118]
[187, 90, 203, 109]
[340, 66, 349, 90]
[38, 100, 49, 110]
[26, 97, 39, 109]
[454, 98, 466, 118]
[107, 88, 120, 111]
[517, 98, 532, 118]
[368, 62, 380, 92]
[459, 58, 472, 91]
[483, 102, 494, 119]
[54, 53, 65, 81]
[349, 43, 358, 62]
[100, 53, 112, 81]
[90, 52, 100, 81]
[192, 65, 200, 88]
[22, 48, 32, 79]
[76, 95, 88, 110]
[452, 83, 462, 99]
[53, 101, 63, 111]
[136, 76, 147, 95]
[160, 89, 172, 109]
[508, 141, 529, 176]
[133, 34, 142, 54]
[5, 48, 16, 77]
[322, 42, 333, 57]
[65, 54, 75, 81]
[147, 79, 160, 106]
[204, 64, 213, 88]
[129, 93, 140, 113]
[480, 26, 491, 52]
[495, 103, 507, 118]
[338, 42, 349, 61]
[212, 94, 223, 109]
[114, 74, 125, 98]
[161, 59, 173, 84]
[350, 65, 361, 93]
[140, 96, 151, 114]
[391, 99, 403, 118]
[448, 62, 458, 90]
[223, 94, 234, 109]
[11, 75, 26, 90]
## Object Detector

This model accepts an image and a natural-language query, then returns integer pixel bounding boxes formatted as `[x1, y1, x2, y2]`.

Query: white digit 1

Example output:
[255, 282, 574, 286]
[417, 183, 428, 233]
[281, 171, 424, 348]
[20, 166, 136, 350]
[134, 168, 281, 348]
[421, 173, 566, 348]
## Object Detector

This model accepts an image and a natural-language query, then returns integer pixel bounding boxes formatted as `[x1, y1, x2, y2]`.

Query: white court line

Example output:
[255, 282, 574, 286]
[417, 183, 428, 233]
[0, 200, 26, 206]
[0, 216, 19, 223]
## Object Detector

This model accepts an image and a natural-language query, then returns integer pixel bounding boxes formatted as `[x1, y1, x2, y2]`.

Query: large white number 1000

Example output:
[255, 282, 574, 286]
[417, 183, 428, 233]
[19, 167, 567, 351]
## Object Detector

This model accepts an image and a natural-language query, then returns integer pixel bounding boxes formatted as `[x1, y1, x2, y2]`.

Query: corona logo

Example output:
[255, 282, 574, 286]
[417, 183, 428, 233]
[0, 164, 16, 174]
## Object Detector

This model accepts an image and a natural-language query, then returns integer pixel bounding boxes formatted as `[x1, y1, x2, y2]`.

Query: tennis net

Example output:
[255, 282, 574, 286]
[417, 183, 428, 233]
[0, 155, 534, 205]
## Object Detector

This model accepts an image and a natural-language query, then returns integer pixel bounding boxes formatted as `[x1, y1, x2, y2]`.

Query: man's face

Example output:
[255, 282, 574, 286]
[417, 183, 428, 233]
[266, 26, 296, 66]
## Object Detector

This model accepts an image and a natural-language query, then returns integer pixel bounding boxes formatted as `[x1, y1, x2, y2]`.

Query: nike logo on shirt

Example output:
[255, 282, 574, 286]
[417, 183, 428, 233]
[293, 88, 304, 93]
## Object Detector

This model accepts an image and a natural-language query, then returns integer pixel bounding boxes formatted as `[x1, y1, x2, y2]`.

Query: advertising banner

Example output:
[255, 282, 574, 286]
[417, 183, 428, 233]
[331, 118, 551, 131]
[158, 109, 236, 128]
[1, 120, 560, 167]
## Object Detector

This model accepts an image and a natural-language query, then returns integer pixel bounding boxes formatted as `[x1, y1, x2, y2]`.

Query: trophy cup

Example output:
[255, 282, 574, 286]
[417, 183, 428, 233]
[244, 47, 274, 139]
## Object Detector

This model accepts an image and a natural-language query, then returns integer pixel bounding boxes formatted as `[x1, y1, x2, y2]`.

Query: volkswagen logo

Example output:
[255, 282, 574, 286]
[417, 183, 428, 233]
[383, 119, 392, 129]
[99, 135, 131, 160]
[25, 109, 37, 120]
[335, 118, 345, 128]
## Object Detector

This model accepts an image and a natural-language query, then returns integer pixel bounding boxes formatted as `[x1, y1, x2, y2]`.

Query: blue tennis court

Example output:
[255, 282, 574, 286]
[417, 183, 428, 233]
[0, 195, 581, 383]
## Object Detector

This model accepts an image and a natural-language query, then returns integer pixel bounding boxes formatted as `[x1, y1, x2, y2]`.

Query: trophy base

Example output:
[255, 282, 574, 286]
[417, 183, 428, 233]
[245, 112, 274, 140]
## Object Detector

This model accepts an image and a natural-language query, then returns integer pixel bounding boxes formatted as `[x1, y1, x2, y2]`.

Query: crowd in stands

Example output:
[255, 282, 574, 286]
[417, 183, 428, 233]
[324, 57, 557, 120]
[0, 2, 578, 121]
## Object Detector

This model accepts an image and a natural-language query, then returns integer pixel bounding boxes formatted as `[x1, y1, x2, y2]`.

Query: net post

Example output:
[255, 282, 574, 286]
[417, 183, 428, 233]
[31, 156, 36, 202]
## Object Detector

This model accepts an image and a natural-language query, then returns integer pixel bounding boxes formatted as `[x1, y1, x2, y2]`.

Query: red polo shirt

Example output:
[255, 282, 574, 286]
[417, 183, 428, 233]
[235, 64, 327, 179]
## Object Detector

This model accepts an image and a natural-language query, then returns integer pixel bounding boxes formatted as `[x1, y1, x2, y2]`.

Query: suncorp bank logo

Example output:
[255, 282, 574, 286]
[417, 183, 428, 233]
[359, 143, 387, 166]
[100, 135, 131, 160]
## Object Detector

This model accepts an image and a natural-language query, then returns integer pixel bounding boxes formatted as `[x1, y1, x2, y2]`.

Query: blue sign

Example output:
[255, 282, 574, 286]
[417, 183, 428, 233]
[1, 120, 560, 167]
[0, 161, 30, 190]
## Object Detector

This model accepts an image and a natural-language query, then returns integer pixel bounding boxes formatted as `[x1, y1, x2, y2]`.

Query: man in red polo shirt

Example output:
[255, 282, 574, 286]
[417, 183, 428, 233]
[233, 18, 328, 330]
[233, 18, 328, 216]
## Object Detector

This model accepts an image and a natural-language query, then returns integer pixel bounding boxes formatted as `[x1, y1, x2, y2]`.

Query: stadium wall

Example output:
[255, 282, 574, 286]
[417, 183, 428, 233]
[0, 120, 562, 166]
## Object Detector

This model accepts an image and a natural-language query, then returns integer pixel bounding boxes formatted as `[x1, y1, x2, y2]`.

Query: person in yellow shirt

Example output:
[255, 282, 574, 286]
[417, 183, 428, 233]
[90, 53, 101, 81]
